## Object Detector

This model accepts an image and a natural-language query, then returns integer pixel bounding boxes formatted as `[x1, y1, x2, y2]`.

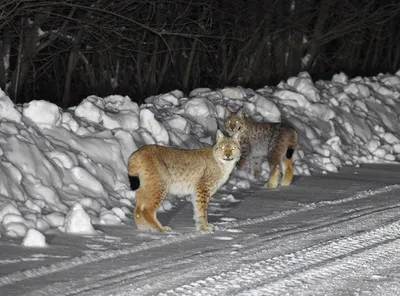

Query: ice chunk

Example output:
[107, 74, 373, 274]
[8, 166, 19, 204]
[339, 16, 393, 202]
[111, 207, 126, 219]
[248, 94, 281, 122]
[309, 104, 335, 121]
[384, 154, 395, 161]
[2, 213, 27, 227]
[366, 139, 380, 153]
[64, 203, 97, 234]
[382, 132, 399, 144]
[164, 115, 190, 133]
[183, 97, 218, 135]
[22, 229, 47, 247]
[36, 218, 50, 232]
[46, 151, 75, 170]
[99, 210, 122, 225]
[287, 74, 320, 102]
[79, 197, 102, 213]
[0, 202, 21, 223]
[381, 75, 400, 88]
[221, 87, 247, 100]
[74, 99, 103, 124]
[393, 144, 400, 154]
[70, 167, 106, 196]
[23, 100, 62, 128]
[373, 148, 387, 158]
[140, 108, 169, 145]
[104, 95, 140, 112]
[44, 212, 65, 227]
[274, 90, 311, 109]
[153, 93, 179, 108]
[343, 83, 370, 98]
[0, 93, 22, 123]
[332, 72, 349, 84]
[6, 222, 27, 237]
[189, 88, 212, 97]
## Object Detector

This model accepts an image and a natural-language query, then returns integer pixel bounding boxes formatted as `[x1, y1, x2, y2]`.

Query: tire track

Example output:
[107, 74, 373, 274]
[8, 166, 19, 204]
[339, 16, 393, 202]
[0, 232, 207, 288]
[160, 220, 400, 296]
[215, 184, 400, 230]
[240, 238, 400, 295]
[28, 202, 400, 296]
[1, 184, 399, 293]
[61, 186, 400, 296]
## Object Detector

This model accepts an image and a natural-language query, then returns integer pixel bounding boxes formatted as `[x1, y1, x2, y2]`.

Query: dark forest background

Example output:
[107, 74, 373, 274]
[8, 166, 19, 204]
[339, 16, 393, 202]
[1, 0, 400, 108]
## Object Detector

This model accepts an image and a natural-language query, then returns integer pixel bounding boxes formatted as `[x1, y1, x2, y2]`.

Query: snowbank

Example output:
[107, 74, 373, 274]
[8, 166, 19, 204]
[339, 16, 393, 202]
[1, 70, 400, 243]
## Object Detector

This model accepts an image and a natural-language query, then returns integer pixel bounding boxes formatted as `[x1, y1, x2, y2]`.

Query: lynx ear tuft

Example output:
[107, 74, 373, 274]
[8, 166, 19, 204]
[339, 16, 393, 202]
[236, 108, 244, 118]
[225, 109, 232, 118]
[216, 130, 225, 142]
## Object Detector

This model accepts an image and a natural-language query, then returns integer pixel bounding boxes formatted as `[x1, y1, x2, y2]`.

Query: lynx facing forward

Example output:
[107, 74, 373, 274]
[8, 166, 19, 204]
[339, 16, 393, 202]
[225, 109, 298, 188]
[128, 130, 241, 232]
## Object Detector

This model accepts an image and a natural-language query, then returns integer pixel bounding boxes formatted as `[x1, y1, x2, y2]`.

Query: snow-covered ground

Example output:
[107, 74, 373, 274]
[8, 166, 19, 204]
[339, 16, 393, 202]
[1, 71, 400, 295]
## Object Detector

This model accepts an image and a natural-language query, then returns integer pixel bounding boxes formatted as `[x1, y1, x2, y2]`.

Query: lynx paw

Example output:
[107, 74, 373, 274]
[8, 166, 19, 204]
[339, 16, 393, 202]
[280, 180, 292, 186]
[264, 181, 278, 189]
[146, 225, 171, 232]
[160, 226, 171, 232]
[196, 223, 214, 232]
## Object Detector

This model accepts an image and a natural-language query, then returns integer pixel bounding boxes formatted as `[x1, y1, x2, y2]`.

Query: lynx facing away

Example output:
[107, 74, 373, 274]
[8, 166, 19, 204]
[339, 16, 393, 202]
[225, 109, 298, 188]
[128, 130, 241, 232]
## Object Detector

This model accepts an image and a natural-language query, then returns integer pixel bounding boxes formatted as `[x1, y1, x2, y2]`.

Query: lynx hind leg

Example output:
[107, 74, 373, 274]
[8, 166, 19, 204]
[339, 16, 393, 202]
[265, 151, 283, 189]
[193, 184, 213, 232]
[134, 174, 170, 232]
[134, 188, 148, 230]
[280, 156, 293, 186]
[281, 131, 296, 186]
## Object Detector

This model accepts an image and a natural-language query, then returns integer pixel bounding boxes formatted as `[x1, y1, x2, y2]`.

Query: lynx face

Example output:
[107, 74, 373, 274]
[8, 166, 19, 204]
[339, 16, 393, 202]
[225, 112, 245, 136]
[213, 132, 241, 163]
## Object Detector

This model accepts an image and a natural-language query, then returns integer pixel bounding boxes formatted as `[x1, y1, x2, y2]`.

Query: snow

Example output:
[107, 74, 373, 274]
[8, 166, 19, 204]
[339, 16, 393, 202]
[0, 71, 400, 294]
[22, 100, 62, 129]
[22, 229, 47, 247]
[63, 203, 97, 235]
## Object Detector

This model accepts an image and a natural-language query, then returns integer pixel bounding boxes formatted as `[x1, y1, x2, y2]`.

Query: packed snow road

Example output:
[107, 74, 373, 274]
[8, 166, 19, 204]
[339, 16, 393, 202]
[1, 164, 400, 296]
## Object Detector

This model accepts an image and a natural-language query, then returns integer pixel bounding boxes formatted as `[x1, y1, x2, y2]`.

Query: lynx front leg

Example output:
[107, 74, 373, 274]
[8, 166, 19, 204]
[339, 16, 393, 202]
[236, 140, 250, 171]
[193, 184, 213, 232]
[250, 156, 263, 180]
[236, 155, 248, 170]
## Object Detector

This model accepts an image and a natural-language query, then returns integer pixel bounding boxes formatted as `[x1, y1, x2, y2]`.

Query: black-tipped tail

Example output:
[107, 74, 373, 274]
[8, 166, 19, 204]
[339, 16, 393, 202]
[286, 147, 295, 159]
[129, 175, 140, 191]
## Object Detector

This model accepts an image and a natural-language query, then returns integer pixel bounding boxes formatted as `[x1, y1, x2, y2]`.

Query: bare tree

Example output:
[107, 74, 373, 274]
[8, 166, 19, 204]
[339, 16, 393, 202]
[0, 0, 399, 106]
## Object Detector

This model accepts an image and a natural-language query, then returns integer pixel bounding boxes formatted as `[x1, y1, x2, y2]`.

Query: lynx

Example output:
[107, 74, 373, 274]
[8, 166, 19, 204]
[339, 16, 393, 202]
[224, 108, 298, 188]
[128, 130, 241, 232]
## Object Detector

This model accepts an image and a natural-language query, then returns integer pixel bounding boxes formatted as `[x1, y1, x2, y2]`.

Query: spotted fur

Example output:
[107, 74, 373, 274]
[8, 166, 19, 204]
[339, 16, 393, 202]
[128, 130, 241, 232]
[224, 109, 298, 188]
